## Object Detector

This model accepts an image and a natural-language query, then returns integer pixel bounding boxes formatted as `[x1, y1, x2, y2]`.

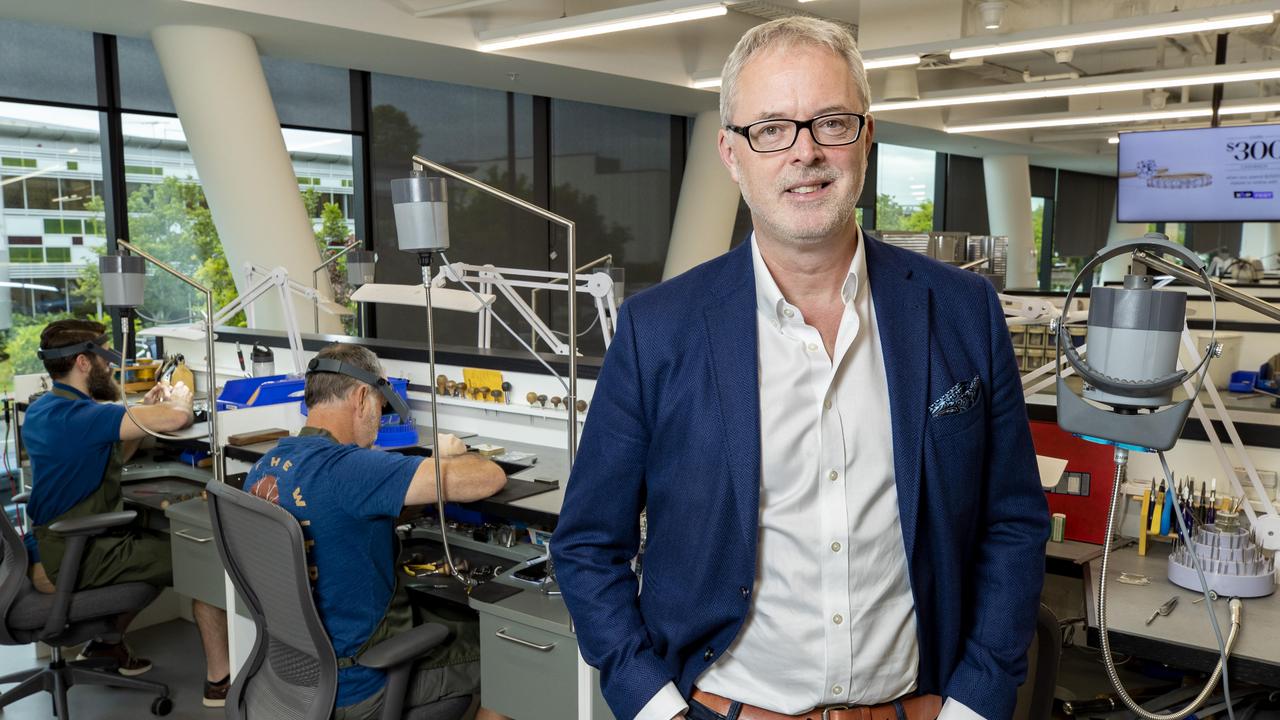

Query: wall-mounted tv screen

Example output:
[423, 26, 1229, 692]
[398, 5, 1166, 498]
[1116, 123, 1280, 223]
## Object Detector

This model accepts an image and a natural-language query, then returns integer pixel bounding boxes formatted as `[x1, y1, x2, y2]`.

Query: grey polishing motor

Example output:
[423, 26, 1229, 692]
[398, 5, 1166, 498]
[1083, 274, 1187, 410]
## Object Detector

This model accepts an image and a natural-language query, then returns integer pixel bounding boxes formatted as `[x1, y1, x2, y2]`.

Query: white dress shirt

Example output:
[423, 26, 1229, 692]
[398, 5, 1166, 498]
[635, 232, 982, 720]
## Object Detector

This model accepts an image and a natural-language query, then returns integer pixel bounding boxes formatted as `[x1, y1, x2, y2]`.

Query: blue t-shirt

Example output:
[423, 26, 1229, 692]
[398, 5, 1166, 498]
[24, 383, 127, 527]
[244, 428, 419, 707]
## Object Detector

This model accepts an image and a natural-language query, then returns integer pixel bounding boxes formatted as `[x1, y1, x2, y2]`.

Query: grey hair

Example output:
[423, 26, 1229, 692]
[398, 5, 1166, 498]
[304, 343, 383, 409]
[719, 17, 871, 128]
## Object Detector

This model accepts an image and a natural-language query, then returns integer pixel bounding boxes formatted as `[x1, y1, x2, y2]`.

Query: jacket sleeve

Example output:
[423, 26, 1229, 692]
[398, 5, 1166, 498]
[551, 303, 675, 720]
[943, 282, 1051, 719]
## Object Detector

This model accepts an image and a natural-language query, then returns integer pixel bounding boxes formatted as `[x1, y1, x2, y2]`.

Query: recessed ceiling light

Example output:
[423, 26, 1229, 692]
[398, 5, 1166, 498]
[946, 107, 1213, 133]
[863, 55, 921, 70]
[873, 62, 1280, 112]
[478, 0, 726, 51]
[949, 7, 1276, 60]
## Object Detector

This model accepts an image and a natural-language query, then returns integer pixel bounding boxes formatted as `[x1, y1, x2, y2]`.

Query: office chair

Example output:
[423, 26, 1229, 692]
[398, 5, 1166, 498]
[1013, 604, 1062, 720]
[0, 492, 172, 717]
[205, 481, 472, 720]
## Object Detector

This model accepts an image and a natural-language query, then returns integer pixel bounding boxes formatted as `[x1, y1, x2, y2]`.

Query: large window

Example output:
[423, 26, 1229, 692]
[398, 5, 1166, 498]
[117, 116, 357, 329]
[369, 74, 541, 352]
[874, 144, 936, 232]
[550, 99, 676, 356]
[0, 101, 106, 386]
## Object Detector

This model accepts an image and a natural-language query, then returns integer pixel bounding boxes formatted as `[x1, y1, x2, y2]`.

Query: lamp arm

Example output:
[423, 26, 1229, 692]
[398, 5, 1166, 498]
[412, 155, 578, 465]
[116, 240, 222, 485]
[311, 238, 363, 275]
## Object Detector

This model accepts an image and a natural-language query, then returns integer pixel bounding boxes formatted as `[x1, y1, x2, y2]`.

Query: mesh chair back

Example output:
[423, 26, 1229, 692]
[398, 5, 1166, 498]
[206, 481, 338, 720]
[0, 506, 33, 646]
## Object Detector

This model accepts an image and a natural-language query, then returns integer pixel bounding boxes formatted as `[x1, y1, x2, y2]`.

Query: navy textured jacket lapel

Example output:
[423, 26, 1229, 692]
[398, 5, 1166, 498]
[866, 236, 931, 561]
[702, 241, 761, 550]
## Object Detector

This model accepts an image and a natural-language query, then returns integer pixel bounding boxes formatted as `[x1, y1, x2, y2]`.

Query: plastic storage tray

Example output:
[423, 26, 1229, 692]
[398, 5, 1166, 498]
[216, 375, 304, 410]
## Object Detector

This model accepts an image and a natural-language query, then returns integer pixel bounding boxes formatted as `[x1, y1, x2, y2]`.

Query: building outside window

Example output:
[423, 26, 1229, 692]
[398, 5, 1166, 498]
[114, 115, 355, 328]
[874, 143, 936, 232]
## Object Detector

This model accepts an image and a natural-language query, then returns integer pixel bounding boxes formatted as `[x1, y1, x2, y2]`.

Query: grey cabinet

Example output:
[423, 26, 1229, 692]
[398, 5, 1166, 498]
[472, 588, 614, 720]
[165, 497, 227, 610]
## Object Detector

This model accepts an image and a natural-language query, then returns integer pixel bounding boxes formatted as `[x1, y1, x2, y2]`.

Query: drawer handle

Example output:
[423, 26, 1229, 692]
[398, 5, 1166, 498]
[174, 529, 213, 544]
[495, 627, 556, 652]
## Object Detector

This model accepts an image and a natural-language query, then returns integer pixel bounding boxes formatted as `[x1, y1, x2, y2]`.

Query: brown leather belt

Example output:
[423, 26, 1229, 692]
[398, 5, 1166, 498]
[691, 688, 943, 720]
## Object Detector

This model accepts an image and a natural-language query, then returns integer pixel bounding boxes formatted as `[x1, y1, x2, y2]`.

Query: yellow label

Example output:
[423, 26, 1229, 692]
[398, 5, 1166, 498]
[462, 368, 504, 401]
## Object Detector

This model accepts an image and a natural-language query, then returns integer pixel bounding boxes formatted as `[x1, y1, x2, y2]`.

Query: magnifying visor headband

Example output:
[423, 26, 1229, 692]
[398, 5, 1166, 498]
[306, 357, 412, 424]
[36, 334, 123, 366]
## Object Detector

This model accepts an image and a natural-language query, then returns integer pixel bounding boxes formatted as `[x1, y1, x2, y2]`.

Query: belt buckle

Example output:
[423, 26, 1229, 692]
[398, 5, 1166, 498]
[822, 706, 851, 720]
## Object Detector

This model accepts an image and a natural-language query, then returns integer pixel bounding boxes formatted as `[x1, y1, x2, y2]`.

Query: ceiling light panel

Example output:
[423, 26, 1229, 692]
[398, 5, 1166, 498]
[945, 97, 1280, 134]
[863, 54, 921, 70]
[478, 0, 727, 51]
[946, 107, 1213, 133]
[872, 61, 1280, 112]
[948, 5, 1276, 60]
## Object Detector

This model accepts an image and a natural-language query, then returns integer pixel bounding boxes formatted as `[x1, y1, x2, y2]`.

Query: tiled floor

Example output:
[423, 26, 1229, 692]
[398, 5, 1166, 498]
[0, 620, 220, 720]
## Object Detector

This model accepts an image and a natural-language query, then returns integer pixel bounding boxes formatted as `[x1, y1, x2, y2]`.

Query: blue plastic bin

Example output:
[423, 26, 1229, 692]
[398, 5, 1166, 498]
[1228, 371, 1259, 394]
[216, 375, 305, 410]
[297, 377, 415, 447]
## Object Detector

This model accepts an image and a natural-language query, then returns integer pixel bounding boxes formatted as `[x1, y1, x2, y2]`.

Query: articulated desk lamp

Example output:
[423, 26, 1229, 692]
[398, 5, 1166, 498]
[1055, 233, 1280, 720]
[391, 156, 579, 590]
[311, 239, 374, 334]
[99, 244, 224, 486]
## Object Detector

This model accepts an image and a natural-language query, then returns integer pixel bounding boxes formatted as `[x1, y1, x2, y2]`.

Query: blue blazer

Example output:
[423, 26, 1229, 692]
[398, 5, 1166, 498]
[551, 236, 1050, 720]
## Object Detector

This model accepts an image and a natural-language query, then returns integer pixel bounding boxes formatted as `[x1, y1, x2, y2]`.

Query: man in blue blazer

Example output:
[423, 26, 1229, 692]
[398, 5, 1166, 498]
[551, 16, 1049, 720]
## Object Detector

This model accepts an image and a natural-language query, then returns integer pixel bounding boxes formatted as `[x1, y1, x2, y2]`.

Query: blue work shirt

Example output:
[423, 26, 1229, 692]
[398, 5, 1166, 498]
[245, 427, 419, 708]
[23, 382, 126, 527]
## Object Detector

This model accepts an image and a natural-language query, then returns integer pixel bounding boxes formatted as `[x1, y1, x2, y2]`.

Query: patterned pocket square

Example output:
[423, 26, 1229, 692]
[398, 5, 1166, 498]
[929, 376, 982, 417]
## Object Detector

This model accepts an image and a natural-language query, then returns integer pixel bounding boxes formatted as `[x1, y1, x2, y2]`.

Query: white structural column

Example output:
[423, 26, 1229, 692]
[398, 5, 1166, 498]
[983, 155, 1037, 289]
[150, 26, 336, 333]
[663, 110, 741, 280]
[1241, 223, 1280, 268]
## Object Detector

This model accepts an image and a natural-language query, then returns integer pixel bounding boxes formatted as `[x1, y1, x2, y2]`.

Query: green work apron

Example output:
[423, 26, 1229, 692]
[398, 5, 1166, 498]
[33, 386, 128, 582]
[33, 387, 172, 589]
[336, 536, 479, 673]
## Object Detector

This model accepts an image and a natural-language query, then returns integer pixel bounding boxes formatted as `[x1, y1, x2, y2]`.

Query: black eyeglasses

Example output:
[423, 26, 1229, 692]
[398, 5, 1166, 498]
[725, 113, 867, 153]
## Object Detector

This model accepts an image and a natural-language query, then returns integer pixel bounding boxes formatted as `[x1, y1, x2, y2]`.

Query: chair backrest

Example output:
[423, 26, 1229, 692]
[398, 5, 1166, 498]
[0, 505, 33, 646]
[206, 480, 338, 720]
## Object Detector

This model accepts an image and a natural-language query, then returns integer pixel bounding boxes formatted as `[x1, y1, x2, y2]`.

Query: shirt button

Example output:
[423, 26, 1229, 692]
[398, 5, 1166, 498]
[833, 613, 844, 625]
[824, 399, 832, 410]
[703, 647, 714, 661]
[740, 586, 750, 599]
[831, 542, 841, 552]
[833, 685, 843, 695]
[828, 470, 839, 481]
[783, 308, 794, 318]
[807, 343, 819, 352]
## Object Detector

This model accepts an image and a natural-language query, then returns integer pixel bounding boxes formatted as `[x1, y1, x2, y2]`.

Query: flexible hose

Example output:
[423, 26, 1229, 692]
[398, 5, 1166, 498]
[421, 256, 474, 590]
[115, 315, 192, 442]
[1097, 447, 1242, 719]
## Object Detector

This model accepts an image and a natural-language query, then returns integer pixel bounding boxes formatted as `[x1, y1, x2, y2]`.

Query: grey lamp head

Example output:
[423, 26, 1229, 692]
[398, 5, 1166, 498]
[391, 175, 449, 254]
[347, 250, 376, 287]
[100, 255, 146, 308]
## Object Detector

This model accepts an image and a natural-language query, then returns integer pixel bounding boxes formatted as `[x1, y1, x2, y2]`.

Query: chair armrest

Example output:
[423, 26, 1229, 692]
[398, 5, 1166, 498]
[12, 491, 30, 504]
[356, 623, 449, 670]
[48, 510, 137, 537]
[41, 510, 137, 641]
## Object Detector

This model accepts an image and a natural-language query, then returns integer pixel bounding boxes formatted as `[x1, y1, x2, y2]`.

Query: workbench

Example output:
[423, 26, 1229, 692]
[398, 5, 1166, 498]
[222, 428, 569, 527]
[221, 426, 613, 718]
[118, 459, 227, 611]
[1084, 543, 1280, 688]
